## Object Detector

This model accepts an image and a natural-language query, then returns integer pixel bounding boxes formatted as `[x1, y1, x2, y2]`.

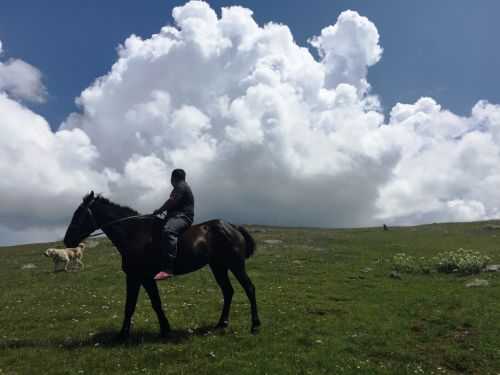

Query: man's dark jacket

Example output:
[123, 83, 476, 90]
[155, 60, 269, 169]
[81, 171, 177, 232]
[156, 180, 194, 222]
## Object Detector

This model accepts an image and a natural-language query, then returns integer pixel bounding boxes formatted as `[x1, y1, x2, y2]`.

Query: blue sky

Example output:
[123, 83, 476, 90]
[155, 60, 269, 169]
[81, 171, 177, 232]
[1, 1, 500, 245]
[1, 0, 499, 129]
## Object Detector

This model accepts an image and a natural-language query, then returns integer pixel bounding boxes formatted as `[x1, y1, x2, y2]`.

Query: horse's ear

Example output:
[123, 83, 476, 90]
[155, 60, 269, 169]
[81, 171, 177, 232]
[84, 190, 95, 203]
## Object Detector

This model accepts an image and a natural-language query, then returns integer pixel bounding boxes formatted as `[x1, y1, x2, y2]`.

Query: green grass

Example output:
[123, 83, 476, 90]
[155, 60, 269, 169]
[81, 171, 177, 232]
[1, 221, 500, 374]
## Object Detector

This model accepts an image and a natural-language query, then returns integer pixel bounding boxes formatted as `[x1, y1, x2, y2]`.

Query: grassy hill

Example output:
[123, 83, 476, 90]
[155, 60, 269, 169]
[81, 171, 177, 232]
[1, 221, 500, 374]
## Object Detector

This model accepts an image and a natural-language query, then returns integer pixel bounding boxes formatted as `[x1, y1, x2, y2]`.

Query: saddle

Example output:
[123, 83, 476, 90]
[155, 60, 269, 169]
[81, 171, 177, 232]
[151, 216, 190, 252]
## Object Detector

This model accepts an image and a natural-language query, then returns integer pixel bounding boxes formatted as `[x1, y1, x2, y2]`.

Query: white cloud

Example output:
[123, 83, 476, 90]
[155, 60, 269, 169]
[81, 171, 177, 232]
[309, 9, 382, 94]
[0, 92, 110, 231]
[0, 44, 110, 245]
[376, 98, 500, 224]
[0, 55, 46, 102]
[59, 1, 396, 230]
[1, 1, 500, 245]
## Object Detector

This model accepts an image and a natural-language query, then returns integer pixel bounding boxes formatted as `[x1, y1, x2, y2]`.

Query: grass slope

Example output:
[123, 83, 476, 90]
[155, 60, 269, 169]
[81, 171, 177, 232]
[1, 222, 500, 374]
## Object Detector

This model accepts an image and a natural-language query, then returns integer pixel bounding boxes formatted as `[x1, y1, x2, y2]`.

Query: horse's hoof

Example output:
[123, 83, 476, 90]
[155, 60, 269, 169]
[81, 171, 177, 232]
[114, 332, 129, 342]
[159, 330, 171, 339]
[215, 321, 229, 330]
[250, 320, 261, 335]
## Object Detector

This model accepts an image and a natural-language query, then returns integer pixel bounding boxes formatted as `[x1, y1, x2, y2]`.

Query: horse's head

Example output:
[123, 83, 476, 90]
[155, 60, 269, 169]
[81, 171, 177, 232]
[64, 191, 99, 248]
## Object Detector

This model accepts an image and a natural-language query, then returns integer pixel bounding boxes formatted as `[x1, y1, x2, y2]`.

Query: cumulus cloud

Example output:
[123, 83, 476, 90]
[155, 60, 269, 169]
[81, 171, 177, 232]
[60, 1, 398, 230]
[309, 9, 382, 94]
[377, 98, 500, 224]
[0, 45, 110, 244]
[0, 93, 110, 230]
[1, 1, 499, 245]
[0, 46, 46, 102]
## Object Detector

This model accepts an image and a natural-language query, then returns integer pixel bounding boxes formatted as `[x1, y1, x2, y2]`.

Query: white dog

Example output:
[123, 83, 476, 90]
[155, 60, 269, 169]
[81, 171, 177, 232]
[44, 243, 85, 272]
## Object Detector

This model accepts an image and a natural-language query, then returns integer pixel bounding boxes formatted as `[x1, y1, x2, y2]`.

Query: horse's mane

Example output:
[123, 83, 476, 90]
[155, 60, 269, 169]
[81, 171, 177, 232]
[90, 194, 139, 218]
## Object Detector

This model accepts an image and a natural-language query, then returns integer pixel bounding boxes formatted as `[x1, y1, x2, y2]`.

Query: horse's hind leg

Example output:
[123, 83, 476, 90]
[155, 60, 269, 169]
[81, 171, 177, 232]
[142, 278, 170, 337]
[118, 275, 141, 339]
[231, 264, 260, 334]
[210, 264, 234, 329]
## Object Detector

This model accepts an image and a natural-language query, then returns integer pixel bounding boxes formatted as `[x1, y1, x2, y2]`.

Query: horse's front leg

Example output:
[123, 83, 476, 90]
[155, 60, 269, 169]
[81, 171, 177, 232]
[118, 275, 141, 340]
[142, 278, 171, 337]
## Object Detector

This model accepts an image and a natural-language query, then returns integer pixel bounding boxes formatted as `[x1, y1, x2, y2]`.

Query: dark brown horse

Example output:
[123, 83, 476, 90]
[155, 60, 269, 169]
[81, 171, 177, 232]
[63, 191, 260, 339]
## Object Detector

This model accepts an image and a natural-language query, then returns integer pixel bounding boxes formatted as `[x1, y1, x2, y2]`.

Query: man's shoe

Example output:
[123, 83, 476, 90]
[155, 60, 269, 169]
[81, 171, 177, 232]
[154, 271, 174, 281]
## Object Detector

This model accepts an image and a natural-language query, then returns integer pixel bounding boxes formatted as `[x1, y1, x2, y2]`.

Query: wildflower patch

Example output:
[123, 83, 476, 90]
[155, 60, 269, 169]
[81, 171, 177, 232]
[392, 248, 492, 275]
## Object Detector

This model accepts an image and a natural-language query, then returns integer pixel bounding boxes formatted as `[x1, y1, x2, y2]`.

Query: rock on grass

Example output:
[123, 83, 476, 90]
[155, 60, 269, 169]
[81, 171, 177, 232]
[465, 279, 489, 288]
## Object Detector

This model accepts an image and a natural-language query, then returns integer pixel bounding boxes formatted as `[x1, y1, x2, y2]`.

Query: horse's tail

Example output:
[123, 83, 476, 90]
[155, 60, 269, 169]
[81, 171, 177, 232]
[215, 220, 256, 259]
[236, 225, 256, 259]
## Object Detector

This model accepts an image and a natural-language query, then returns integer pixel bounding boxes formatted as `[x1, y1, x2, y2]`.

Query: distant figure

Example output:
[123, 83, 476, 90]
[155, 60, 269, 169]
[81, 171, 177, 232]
[153, 169, 194, 280]
[383, 224, 389, 231]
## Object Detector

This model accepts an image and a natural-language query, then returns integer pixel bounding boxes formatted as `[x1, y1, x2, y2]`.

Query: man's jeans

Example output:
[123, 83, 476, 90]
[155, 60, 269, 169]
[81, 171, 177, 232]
[160, 215, 191, 272]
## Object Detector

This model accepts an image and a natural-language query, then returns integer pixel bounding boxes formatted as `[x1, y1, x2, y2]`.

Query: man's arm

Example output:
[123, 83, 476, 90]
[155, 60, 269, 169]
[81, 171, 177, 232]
[153, 201, 168, 216]
[165, 185, 186, 211]
[153, 186, 186, 215]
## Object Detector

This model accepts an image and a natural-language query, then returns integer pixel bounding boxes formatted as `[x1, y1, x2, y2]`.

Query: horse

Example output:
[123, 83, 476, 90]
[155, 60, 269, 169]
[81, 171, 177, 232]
[63, 191, 260, 339]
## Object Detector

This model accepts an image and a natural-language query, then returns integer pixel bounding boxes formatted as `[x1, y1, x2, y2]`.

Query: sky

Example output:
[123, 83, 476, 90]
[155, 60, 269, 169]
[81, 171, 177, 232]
[0, 1, 500, 245]
[2, 0, 499, 127]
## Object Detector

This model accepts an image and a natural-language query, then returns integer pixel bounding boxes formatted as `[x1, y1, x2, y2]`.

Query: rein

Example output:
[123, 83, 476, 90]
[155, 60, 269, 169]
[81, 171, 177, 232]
[100, 213, 155, 228]
[86, 200, 155, 238]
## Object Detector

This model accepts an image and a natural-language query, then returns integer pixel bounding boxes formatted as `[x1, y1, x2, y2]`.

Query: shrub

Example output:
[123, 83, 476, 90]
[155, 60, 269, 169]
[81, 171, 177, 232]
[391, 249, 491, 275]
[433, 248, 491, 275]
[392, 253, 419, 273]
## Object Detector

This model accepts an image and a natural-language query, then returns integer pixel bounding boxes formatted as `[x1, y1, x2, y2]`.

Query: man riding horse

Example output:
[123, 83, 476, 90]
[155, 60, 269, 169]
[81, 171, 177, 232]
[153, 168, 194, 281]
[64, 174, 260, 336]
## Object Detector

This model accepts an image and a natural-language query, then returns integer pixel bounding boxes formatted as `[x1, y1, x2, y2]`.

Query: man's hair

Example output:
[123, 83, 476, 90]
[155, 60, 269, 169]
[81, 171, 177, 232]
[171, 169, 186, 181]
